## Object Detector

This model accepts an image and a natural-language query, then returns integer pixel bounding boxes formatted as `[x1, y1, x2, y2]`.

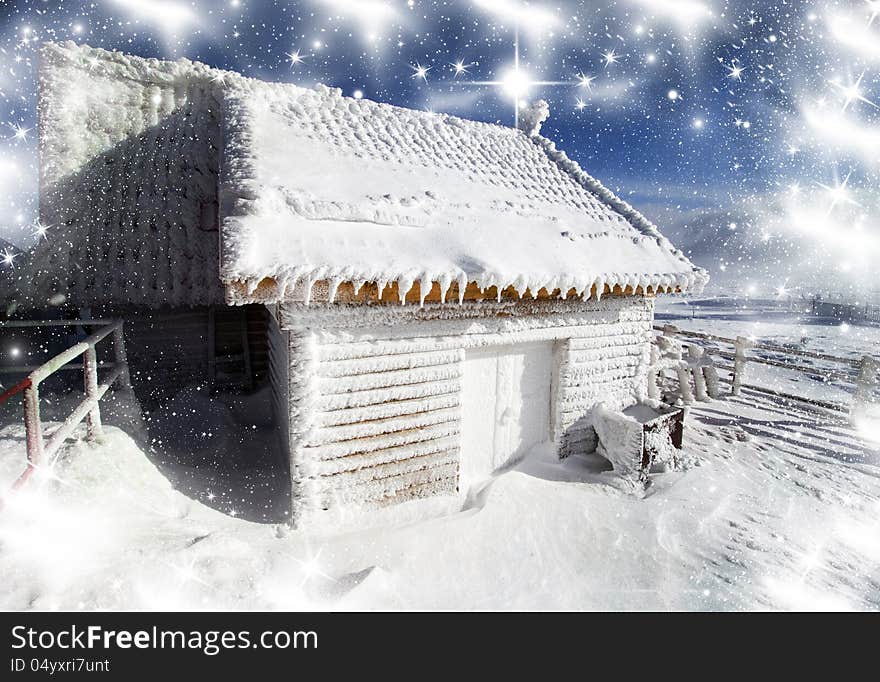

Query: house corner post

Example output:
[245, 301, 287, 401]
[287, 328, 319, 526]
[112, 323, 131, 388]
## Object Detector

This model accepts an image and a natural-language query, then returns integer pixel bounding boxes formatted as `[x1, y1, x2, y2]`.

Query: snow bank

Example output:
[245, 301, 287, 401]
[1, 384, 878, 610]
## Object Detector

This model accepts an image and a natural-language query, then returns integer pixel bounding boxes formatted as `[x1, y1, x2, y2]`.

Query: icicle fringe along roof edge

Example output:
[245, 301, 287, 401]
[19, 42, 707, 309]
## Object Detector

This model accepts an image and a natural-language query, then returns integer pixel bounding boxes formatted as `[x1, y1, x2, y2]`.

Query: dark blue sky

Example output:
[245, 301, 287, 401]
[1, 1, 878, 294]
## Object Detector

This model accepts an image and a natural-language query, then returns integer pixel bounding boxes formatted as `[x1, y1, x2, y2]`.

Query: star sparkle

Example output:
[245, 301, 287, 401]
[725, 62, 745, 81]
[601, 49, 622, 68]
[577, 72, 596, 91]
[410, 62, 431, 82]
[830, 73, 878, 112]
[451, 60, 471, 78]
[7, 123, 30, 142]
[286, 49, 305, 66]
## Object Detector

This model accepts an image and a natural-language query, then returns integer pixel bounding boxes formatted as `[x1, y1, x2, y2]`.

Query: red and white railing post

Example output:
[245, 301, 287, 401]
[19, 382, 44, 487]
[0, 319, 129, 491]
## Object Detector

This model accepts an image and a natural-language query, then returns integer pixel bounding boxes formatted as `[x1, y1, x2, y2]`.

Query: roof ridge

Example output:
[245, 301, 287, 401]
[45, 42, 526, 141]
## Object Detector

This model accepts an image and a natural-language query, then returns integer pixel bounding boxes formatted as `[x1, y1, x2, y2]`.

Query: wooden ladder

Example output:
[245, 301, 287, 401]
[207, 306, 253, 391]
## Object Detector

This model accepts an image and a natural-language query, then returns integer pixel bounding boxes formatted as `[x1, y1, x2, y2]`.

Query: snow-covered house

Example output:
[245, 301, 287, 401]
[13, 43, 706, 524]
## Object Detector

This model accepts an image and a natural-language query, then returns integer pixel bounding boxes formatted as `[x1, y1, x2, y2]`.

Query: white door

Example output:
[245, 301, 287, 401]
[460, 341, 554, 488]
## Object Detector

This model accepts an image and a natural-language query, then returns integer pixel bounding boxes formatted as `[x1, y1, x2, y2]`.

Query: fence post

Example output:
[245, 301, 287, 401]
[83, 345, 103, 440]
[850, 355, 878, 424]
[687, 344, 709, 401]
[22, 383, 44, 467]
[732, 336, 752, 397]
[703, 360, 722, 399]
[112, 322, 130, 388]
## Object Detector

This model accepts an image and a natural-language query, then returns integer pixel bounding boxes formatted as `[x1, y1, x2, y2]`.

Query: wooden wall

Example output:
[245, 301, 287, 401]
[274, 296, 654, 525]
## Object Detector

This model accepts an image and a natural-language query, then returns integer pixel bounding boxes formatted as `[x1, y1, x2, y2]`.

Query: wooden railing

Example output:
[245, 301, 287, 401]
[0, 319, 130, 489]
[655, 324, 879, 419]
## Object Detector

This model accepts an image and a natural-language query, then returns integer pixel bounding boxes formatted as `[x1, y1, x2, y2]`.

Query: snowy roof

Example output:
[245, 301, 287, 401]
[21, 42, 705, 309]
[220, 85, 707, 304]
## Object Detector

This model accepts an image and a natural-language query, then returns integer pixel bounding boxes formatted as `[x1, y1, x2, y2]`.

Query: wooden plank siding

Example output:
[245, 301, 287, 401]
[277, 296, 654, 524]
[304, 335, 463, 514]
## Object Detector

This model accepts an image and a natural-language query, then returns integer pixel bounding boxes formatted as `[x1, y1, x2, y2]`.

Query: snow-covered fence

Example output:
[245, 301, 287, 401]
[652, 325, 723, 404]
[655, 324, 879, 420]
[0, 319, 129, 489]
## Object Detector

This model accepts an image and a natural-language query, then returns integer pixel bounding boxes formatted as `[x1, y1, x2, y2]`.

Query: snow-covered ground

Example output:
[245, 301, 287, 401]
[0, 384, 878, 611]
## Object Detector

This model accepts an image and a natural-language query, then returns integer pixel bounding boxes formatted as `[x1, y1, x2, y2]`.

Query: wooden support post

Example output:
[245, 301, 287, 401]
[83, 345, 103, 440]
[22, 384, 44, 467]
[112, 323, 130, 388]
[207, 305, 216, 390]
[851, 355, 878, 424]
[732, 336, 752, 397]
[241, 308, 253, 391]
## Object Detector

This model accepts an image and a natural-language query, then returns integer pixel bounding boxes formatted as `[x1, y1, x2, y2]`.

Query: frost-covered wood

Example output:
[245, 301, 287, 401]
[280, 296, 653, 523]
[267, 309, 290, 457]
[28, 42, 227, 307]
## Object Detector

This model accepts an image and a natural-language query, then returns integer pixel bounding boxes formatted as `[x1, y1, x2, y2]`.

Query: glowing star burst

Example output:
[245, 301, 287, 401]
[451, 60, 470, 78]
[575, 98, 587, 111]
[578, 73, 596, 91]
[830, 73, 878, 111]
[818, 171, 860, 212]
[410, 63, 431, 82]
[2, 249, 17, 268]
[449, 26, 571, 128]
[32, 221, 51, 240]
[8, 123, 30, 142]
[286, 50, 305, 66]
[726, 62, 745, 80]
[500, 67, 532, 99]
[602, 49, 622, 68]
[292, 547, 334, 586]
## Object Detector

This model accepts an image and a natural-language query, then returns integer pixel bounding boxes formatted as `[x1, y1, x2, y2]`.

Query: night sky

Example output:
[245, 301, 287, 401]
[1, 1, 879, 297]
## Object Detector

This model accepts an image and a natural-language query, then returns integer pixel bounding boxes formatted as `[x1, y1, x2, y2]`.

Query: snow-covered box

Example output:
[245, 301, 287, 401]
[13, 42, 706, 525]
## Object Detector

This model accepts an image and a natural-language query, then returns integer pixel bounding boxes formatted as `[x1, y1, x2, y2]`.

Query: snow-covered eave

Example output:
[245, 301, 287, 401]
[222, 270, 706, 307]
